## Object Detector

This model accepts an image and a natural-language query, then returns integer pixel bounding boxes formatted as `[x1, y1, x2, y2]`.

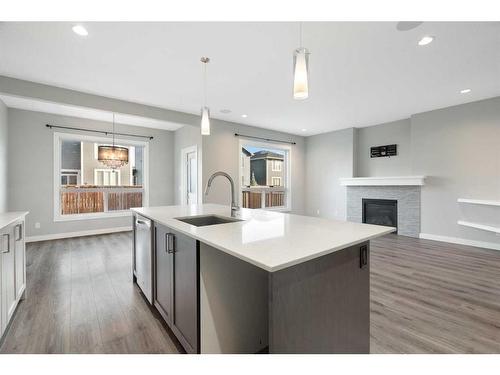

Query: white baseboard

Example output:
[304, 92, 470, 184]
[26, 226, 132, 243]
[419, 233, 500, 251]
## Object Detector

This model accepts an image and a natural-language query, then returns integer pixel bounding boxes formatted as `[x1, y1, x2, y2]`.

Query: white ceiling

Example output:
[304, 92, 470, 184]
[0, 22, 499, 136]
[0, 93, 183, 131]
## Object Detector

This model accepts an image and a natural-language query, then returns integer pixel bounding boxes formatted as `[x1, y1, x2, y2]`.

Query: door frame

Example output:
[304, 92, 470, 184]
[180, 145, 202, 206]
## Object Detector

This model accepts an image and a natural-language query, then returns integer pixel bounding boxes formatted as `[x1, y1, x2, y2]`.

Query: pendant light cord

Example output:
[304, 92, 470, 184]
[112, 113, 115, 147]
[299, 22, 303, 48]
[200, 57, 210, 108]
[203, 62, 207, 107]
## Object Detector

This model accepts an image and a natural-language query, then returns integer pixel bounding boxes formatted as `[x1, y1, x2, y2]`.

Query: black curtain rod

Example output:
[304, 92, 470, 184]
[234, 133, 296, 145]
[46, 124, 154, 140]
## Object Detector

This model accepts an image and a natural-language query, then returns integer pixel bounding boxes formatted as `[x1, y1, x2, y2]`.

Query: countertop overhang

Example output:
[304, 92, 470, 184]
[0, 211, 29, 229]
[132, 204, 394, 272]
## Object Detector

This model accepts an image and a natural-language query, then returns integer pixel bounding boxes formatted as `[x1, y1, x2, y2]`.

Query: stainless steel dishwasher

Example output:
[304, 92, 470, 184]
[134, 214, 153, 304]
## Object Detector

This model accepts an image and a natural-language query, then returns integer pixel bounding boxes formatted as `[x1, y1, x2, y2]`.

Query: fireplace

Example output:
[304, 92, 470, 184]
[362, 199, 397, 231]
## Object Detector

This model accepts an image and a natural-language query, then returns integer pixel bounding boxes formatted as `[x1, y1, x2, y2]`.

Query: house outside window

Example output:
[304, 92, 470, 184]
[54, 133, 148, 221]
[239, 140, 291, 211]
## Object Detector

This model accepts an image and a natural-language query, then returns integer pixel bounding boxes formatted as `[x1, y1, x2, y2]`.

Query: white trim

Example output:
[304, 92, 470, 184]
[26, 226, 132, 243]
[457, 220, 500, 234]
[53, 132, 150, 222]
[419, 233, 500, 251]
[340, 176, 426, 186]
[457, 198, 500, 207]
[237, 139, 292, 211]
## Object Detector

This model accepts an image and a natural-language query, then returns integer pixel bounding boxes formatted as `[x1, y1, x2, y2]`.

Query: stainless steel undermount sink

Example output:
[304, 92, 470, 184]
[175, 214, 242, 227]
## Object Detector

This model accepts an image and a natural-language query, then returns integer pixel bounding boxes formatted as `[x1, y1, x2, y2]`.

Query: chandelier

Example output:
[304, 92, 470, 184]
[98, 113, 129, 169]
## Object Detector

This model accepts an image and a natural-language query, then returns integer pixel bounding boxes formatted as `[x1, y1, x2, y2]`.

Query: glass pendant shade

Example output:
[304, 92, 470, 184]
[98, 145, 129, 169]
[201, 106, 211, 135]
[293, 47, 309, 100]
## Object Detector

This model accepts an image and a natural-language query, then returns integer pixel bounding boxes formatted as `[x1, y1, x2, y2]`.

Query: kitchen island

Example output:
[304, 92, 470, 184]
[131, 204, 394, 354]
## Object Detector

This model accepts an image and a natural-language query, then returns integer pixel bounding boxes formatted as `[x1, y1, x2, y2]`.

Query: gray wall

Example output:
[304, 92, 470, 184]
[174, 124, 202, 205]
[304, 128, 355, 220]
[411, 97, 500, 244]
[201, 121, 306, 214]
[0, 99, 7, 213]
[8, 108, 175, 237]
[355, 119, 411, 177]
[305, 97, 500, 248]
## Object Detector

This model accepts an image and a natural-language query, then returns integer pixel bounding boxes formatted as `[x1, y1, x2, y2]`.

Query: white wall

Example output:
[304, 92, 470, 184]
[355, 119, 411, 177]
[201, 121, 306, 214]
[0, 99, 7, 213]
[7, 108, 175, 237]
[305, 128, 355, 220]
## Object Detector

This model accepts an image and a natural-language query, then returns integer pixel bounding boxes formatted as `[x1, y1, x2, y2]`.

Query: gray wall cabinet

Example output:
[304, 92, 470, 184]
[153, 223, 199, 354]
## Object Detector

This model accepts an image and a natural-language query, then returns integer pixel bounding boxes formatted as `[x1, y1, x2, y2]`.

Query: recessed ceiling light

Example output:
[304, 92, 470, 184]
[241, 114, 248, 118]
[418, 36, 434, 46]
[72, 25, 88, 36]
[220, 109, 232, 114]
[301, 129, 307, 132]
[460, 88, 472, 94]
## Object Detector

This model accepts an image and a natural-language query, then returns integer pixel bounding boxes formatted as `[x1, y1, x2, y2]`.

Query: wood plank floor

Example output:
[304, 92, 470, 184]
[0, 232, 183, 354]
[1, 232, 500, 353]
[370, 234, 500, 353]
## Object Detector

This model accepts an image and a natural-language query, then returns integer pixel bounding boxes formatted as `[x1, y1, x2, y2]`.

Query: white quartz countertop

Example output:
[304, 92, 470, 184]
[132, 204, 394, 272]
[0, 211, 29, 229]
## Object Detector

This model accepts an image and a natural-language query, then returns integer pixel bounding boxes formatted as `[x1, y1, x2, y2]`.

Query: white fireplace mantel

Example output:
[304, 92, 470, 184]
[340, 176, 426, 186]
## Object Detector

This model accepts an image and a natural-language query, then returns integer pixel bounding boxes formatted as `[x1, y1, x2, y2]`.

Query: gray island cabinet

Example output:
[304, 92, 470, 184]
[132, 204, 393, 354]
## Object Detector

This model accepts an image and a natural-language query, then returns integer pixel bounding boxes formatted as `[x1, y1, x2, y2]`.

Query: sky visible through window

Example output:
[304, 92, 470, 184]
[244, 146, 285, 155]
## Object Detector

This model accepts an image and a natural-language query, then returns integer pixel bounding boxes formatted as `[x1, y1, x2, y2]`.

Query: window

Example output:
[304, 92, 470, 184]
[271, 177, 282, 186]
[54, 133, 148, 221]
[239, 140, 291, 211]
[94, 169, 121, 186]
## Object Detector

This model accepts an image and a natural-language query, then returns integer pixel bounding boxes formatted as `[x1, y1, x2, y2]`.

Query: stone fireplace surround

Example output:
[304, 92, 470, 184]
[341, 177, 425, 238]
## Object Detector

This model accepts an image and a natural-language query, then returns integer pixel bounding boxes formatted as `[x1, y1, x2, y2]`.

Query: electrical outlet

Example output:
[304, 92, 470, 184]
[35, 222, 41, 229]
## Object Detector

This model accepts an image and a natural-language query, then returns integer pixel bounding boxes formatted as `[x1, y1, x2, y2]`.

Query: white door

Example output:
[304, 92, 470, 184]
[181, 146, 198, 206]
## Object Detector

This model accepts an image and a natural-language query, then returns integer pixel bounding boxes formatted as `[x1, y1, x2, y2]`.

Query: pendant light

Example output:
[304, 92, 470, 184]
[293, 22, 310, 100]
[200, 56, 211, 135]
[98, 113, 129, 169]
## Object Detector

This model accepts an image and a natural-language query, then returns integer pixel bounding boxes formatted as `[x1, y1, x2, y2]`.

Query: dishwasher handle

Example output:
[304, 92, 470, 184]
[136, 218, 151, 227]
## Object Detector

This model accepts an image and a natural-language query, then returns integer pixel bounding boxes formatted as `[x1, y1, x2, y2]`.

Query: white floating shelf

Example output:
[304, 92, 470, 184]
[458, 220, 500, 234]
[457, 198, 500, 207]
[340, 176, 426, 186]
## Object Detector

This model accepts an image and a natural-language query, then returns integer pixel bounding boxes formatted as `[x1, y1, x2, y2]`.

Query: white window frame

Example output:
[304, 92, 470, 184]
[238, 139, 292, 212]
[53, 132, 149, 222]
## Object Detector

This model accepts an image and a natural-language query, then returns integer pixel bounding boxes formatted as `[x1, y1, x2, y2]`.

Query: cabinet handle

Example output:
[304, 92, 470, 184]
[166, 233, 176, 254]
[359, 245, 368, 268]
[1, 233, 10, 254]
[15, 223, 23, 241]
[136, 219, 147, 225]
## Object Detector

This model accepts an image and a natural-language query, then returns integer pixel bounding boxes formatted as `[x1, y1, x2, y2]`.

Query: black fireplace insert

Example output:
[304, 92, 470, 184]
[362, 198, 397, 231]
